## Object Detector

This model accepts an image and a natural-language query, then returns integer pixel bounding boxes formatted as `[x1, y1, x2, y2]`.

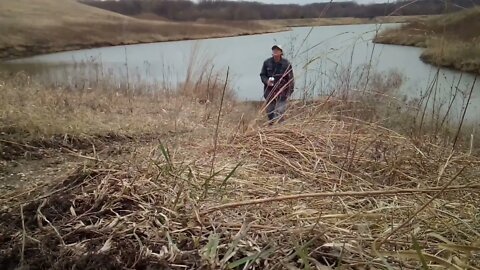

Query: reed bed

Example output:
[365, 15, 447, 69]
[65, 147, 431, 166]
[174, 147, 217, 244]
[1, 97, 479, 269]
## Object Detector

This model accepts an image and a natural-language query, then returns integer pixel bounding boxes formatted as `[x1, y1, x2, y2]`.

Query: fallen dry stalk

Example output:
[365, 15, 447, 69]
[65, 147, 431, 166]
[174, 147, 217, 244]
[20, 204, 26, 267]
[200, 183, 478, 215]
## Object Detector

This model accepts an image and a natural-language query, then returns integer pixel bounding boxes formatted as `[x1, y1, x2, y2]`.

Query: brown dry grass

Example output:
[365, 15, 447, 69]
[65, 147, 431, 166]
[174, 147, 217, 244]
[3, 113, 479, 269]
[264, 15, 428, 28]
[421, 39, 480, 74]
[0, 74, 178, 141]
[0, 68, 479, 269]
[0, 72, 238, 145]
[374, 7, 480, 74]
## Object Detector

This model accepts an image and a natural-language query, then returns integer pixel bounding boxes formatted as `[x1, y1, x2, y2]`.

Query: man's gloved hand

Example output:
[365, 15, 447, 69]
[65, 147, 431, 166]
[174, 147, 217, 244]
[268, 77, 275, 87]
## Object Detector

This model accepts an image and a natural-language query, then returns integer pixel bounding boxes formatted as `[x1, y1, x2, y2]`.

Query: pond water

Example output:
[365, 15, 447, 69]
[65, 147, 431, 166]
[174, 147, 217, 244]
[2, 23, 479, 124]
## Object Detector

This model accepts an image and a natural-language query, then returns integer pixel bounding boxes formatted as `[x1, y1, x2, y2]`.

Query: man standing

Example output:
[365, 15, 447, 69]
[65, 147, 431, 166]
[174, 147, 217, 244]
[260, 44, 294, 123]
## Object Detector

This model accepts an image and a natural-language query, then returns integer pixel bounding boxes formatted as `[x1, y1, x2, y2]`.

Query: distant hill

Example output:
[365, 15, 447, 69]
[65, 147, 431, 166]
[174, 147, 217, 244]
[0, 0, 284, 60]
[82, 0, 480, 21]
[375, 7, 480, 74]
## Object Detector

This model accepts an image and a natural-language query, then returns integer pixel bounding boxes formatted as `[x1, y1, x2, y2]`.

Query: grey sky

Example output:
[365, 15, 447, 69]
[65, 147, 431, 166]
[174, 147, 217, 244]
[233, 0, 390, 4]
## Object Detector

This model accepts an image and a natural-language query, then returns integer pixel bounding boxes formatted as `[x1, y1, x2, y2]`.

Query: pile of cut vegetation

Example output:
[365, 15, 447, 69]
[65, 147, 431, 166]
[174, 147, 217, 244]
[1, 101, 479, 269]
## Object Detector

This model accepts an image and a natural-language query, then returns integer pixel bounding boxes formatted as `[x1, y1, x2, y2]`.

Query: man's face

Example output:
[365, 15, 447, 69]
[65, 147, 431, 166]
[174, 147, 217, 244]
[272, 49, 282, 60]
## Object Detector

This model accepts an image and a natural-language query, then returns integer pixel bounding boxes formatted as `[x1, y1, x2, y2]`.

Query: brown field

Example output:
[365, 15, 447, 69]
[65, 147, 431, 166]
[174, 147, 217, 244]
[0, 61, 479, 268]
[374, 7, 480, 74]
[263, 15, 429, 28]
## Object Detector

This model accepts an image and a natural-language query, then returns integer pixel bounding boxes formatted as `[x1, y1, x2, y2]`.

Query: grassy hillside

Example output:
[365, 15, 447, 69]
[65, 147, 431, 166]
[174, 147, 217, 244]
[254, 15, 425, 28]
[374, 7, 480, 74]
[0, 0, 285, 60]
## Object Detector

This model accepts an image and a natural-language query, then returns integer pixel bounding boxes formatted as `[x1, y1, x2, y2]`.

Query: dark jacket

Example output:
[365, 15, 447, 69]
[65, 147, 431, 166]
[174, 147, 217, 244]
[260, 57, 294, 101]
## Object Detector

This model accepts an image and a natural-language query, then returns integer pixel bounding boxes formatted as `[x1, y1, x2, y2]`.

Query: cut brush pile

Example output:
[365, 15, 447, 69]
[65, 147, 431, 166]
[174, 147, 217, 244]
[1, 99, 479, 269]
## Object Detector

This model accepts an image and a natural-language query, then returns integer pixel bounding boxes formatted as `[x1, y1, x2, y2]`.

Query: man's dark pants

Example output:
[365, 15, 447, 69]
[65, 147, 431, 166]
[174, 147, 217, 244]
[266, 98, 287, 122]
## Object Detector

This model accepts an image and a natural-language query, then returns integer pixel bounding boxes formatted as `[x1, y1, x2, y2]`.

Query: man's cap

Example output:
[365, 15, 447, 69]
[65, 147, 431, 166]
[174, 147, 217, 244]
[271, 44, 283, 52]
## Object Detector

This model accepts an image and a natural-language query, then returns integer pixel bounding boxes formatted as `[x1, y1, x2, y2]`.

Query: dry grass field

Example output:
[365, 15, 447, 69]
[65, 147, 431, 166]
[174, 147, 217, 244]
[0, 66, 479, 269]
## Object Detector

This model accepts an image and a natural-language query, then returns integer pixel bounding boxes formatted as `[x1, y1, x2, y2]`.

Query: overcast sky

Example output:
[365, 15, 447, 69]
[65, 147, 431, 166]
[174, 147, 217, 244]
[233, 0, 391, 4]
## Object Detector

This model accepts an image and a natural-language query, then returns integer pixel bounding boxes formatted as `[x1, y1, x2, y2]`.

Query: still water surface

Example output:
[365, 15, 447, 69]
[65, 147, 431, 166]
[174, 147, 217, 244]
[3, 23, 479, 124]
